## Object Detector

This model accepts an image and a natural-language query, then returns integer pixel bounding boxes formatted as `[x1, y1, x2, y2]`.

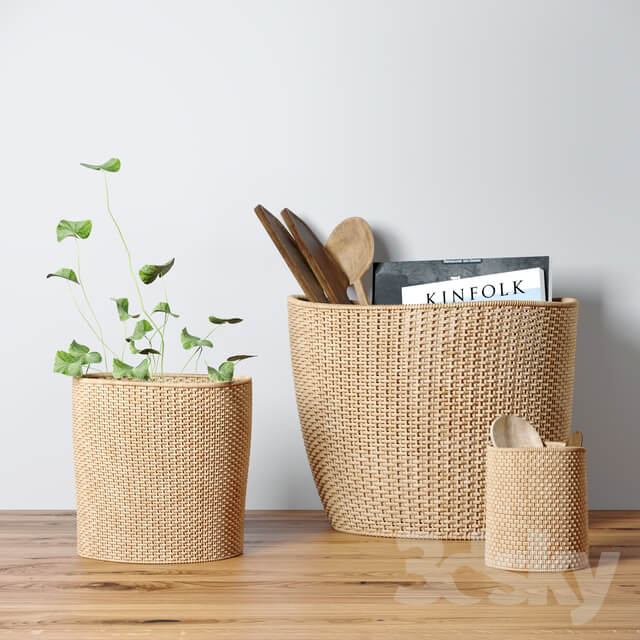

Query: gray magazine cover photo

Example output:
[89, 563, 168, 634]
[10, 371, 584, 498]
[372, 256, 550, 304]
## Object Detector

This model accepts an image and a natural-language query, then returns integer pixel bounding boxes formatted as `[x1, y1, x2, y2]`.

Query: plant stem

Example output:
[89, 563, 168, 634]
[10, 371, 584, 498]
[195, 347, 202, 373]
[147, 312, 170, 371]
[160, 278, 169, 374]
[102, 172, 164, 373]
[122, 323, 126, 361]
[145, 335, 157, 376]
[159, 313, 168, 373]
[179, 327, 217, 373]
[74, 237, 108, 368]
[68, 284, 117, 363]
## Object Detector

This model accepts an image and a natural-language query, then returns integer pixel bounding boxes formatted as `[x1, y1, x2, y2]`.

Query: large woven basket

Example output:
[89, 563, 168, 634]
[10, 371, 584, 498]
[288, 295, 578, 539]
[485, 445, 588, 571]
[72, 374, 252, 563]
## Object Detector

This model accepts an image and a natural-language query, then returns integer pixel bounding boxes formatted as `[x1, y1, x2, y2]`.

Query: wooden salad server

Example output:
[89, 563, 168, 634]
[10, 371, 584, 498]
[254, 204, 328, 303]
[281, 208, 351, 305]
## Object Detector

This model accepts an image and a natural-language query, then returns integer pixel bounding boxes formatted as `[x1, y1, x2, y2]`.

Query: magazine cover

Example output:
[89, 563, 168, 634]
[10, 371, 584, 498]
[372, 256, 550, 304]
[401, 267, 546, 304]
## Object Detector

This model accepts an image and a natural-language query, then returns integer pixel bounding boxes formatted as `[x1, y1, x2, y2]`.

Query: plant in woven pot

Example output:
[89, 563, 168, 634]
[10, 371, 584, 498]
[48, 158, 254, 563]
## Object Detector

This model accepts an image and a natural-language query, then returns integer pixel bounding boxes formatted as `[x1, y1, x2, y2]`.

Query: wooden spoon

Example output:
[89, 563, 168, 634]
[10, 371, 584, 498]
[490, 414, 544, 448]
[567, 430, 583, 447]
[325, 217, 374, 305]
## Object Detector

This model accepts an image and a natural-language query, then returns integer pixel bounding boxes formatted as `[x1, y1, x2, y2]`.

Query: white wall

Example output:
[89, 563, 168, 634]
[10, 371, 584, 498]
[1, 0, 638, 509]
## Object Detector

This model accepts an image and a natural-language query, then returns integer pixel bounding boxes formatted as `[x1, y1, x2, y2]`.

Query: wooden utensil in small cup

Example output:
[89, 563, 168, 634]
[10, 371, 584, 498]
[281, 208, 351, 305]
[490, 414, 544, 448]
[567, 430, 583, 447]
[540, 431, 584, 448]
[325, 217, 374, 305]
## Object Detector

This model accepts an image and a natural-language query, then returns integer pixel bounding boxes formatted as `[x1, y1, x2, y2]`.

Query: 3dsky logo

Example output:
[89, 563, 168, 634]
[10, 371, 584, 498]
[395, 537, 619, 625]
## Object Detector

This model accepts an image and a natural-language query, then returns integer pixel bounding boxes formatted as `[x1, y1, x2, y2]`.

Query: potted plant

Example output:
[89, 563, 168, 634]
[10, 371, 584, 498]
[48, 158, 254, 563]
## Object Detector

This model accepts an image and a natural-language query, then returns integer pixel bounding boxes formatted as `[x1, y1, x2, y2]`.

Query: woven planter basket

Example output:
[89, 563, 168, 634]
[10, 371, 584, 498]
[72, 374, 252, 563]
[288, 295, 578, 540]
[485, 446, 588, 571]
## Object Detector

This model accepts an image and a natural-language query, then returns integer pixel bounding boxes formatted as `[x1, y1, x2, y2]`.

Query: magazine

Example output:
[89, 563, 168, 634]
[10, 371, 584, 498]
[401, 267, 546, 304]
[372, 256, 550, 304]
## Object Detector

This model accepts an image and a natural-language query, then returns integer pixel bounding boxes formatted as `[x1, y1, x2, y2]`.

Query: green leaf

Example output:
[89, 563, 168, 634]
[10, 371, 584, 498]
[113, 356, 152, 380]
[207, 356, 253, 383]
[56, 219, 92, 242]
[128, 341, 159, 356]
[128, 341, 140, 354]
[84, 351, 102, 364]
[129, 319, 153, 341]
[68, 340, 89, 357]
[152, 301, 179, 317]
[80, 158, 121, 172]
[207, 365, 224, 382]
[67, 340, 102, 365]
[139, 258, 175, 285]
[208, 315, 243, 325]
[111, 297, 139, 321]
[53, 350, 84, 377]
[112, 359, 133, 378]
[132, 359, 150, 380]
[181, 327, 213, 350]
[46, 268, 78, 284]
[218, 361, 235, 381]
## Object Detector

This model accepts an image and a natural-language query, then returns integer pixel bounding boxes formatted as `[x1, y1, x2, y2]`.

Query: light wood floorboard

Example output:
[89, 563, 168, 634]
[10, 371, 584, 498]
[0, 510, 638, 638]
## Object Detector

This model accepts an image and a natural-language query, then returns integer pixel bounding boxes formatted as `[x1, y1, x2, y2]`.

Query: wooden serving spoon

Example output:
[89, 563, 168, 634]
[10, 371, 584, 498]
[567, 430, 583, 447]
[325, 217, 374, 305]
[490, 414, 544, 448]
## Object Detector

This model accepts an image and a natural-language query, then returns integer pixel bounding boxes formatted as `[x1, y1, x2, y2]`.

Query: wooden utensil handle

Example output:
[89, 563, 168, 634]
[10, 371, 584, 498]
[353, 280, 370, 305]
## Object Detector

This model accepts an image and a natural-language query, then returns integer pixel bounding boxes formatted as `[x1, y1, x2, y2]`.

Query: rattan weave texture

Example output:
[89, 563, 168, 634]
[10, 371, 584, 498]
[288, 295, 578, 539]
[72, 375, 252, 563]
[485, 446, 588, 571]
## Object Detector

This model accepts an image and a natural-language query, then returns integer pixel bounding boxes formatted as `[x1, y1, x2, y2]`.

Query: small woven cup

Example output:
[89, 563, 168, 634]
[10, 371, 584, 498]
[485, 445, 588, 571]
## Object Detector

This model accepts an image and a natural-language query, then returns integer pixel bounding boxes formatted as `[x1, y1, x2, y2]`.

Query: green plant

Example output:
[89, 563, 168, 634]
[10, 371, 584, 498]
[48, 158, 254, 382]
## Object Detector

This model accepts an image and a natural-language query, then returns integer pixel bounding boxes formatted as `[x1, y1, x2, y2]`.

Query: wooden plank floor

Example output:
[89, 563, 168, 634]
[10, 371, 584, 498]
[0, 511, 638, 639]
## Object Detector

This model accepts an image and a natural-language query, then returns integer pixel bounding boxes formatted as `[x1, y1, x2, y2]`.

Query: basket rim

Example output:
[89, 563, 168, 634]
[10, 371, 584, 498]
[288, 294, 578, 310]
[72, 373, 251, 389]
[487, 445, 585, 452]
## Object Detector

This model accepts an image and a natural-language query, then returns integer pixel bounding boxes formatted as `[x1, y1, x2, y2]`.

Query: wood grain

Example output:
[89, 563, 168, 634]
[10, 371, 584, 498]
[0, 510, 638, 639]
[281, 208, 351, 304]
[326, 216, 374, 305]
[568, 430, 584, 447]
[254, 205, 328, 303]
